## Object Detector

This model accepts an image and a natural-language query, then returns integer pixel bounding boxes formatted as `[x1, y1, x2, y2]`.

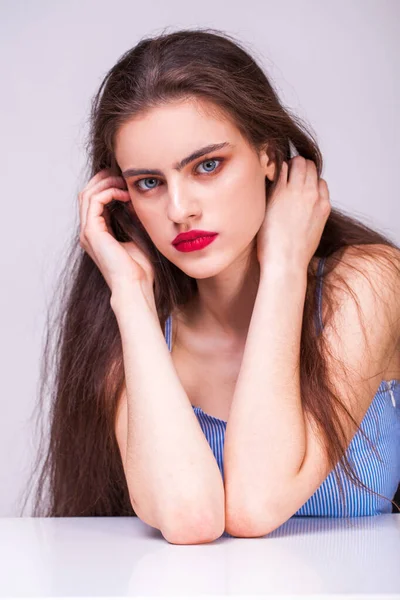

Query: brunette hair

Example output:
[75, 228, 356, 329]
[19, 27, 400, 518]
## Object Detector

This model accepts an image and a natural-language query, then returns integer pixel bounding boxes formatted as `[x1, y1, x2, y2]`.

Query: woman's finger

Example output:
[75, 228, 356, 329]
[287, 156, 307, 188]
[83, 168, 113, 193]
[318, 178, 330, 209]
[304, 160, 318, 191]
[278, 161, 289, 186]
[81, 176, 129, 232]
[84, 187, 131, 237]
[78, 170, 113, 232]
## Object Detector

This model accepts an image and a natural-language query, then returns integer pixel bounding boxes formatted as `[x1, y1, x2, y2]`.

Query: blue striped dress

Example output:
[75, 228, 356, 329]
[164, 257, 400, 536]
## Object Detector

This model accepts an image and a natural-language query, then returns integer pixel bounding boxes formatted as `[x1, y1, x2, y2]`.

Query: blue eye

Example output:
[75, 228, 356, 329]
[197, 158, 220, 174]
[135, 177, 159, 192]
[133, 157, 223, 193]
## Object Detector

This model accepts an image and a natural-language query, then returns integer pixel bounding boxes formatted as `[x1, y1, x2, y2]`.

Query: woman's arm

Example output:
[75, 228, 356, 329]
[111, 282, 225, 543]
[223, 248, 400, 537]
[223, 261, 308, 535]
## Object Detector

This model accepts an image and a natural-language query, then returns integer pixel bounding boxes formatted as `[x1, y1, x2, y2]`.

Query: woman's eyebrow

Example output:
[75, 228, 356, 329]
[122, 141, 233, 178]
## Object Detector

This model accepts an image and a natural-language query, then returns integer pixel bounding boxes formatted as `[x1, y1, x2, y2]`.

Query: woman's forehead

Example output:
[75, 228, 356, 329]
[114, 103, 244, 171]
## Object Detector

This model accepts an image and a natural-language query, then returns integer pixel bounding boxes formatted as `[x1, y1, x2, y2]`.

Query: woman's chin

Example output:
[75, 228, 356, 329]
[175, 256, 230, 279]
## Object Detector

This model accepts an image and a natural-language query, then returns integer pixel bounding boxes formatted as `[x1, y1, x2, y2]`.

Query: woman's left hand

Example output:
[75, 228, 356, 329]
[256, 156, 331, 271]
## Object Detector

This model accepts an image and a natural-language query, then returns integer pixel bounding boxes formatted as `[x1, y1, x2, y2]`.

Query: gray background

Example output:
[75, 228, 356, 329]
[1, 0, 399, 516]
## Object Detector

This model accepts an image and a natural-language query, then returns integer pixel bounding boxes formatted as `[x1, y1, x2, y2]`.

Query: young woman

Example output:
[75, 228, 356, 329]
[20, 28, 400, 544]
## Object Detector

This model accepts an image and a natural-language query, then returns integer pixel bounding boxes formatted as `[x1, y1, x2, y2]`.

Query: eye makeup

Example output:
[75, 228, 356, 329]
[132, 156, 226, 194]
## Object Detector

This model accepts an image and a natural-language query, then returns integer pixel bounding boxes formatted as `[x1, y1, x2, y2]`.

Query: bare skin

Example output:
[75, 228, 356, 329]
[170, 307, 244, 422]
[115, 97, 274, 336]
[114, 96, 272, 421]
[169, 251, 400, 423]
[169, 308, 400, 424]
[114, 98, 400, 424]
[170, 257, 344, 422]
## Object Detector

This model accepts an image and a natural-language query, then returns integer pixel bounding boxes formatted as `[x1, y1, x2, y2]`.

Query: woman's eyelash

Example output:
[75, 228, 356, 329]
[133, 157, 225, 193]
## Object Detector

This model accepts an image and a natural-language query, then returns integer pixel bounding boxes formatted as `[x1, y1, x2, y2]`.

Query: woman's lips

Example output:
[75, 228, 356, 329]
[173, 234, 219, 252]
[172, 229, 218, 245]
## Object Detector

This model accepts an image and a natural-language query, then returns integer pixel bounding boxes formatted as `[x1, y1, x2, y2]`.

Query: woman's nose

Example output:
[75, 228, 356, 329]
[167, 184, 200, 220]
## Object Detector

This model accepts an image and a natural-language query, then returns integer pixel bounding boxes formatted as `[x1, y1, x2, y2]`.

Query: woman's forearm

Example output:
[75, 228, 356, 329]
[110, 283, 225, 540]
[223, 262, 308, 529]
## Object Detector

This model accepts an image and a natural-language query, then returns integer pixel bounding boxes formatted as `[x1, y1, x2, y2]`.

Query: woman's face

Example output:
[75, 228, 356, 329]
[114, 98, 275, 279]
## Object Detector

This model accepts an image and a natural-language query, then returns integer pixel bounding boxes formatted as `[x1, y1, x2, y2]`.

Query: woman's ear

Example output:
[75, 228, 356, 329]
[265, 164, 276, 183]
[259, 143, 276, 182]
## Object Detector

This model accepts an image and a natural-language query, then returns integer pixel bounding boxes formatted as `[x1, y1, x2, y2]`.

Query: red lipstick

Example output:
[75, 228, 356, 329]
[172, 230, 219, 253]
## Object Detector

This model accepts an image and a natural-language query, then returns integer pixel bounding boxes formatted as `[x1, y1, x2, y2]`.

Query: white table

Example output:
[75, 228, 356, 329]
[0, 514, 399, 599]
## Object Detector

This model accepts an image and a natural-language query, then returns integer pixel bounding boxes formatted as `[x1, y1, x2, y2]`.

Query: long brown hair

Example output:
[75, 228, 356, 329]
[19, 27, 400, 518]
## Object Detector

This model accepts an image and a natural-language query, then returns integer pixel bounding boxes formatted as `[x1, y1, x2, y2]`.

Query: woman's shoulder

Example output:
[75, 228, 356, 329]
[315, 244, 400, 357]
[320, 244, 400, 367]
[322, 243, 400, 278]
[315, 244, 400, 307]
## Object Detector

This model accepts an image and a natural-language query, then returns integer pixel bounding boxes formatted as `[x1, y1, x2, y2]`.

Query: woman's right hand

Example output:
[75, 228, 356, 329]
[78, 168, 155, 297]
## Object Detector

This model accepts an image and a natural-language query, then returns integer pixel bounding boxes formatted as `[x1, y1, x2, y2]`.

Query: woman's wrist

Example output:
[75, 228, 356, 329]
[110, 280, 158, 320]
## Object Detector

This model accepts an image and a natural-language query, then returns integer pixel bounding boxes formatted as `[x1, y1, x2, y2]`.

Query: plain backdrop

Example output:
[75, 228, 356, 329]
[1, 0, 399, 517]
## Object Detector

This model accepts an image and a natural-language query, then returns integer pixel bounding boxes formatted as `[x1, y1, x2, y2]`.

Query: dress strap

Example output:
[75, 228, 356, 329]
[315, 256, 327, 336]
[164, 314, 172, 351]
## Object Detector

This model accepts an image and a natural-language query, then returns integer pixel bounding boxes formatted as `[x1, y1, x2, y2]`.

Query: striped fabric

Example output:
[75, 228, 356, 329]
[163, 257, 400, 536]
